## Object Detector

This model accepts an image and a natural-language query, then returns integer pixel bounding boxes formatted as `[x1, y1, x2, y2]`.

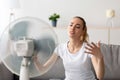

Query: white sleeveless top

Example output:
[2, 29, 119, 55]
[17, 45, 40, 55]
[54, 42, 96, 80]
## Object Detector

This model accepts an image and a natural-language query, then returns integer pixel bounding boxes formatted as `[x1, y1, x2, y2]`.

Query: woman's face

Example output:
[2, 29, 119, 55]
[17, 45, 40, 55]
[67, 17, 85, 39]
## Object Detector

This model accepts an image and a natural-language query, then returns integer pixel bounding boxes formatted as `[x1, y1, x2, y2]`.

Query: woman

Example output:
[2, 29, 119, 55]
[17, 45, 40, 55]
[34, 16, 105, 80]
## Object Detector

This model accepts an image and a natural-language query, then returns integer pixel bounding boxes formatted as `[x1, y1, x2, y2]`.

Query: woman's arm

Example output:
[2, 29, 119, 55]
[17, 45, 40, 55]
[33, 53, 59, 74]
[91, 53, 104, 80]
[85, 41, 105, 80]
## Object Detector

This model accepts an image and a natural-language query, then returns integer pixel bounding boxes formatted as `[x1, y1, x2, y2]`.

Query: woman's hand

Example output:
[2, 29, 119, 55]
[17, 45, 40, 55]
[85, 41, 103, 59]
[32, 53, 38, 63]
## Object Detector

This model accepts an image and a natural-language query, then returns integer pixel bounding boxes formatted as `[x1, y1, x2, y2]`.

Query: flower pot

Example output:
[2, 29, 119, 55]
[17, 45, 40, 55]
[52, 20, 57, 27]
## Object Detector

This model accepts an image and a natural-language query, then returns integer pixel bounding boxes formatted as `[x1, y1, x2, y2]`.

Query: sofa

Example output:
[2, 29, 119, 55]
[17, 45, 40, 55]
[0, 43, 120, 80]
[0, 60, 13, 80]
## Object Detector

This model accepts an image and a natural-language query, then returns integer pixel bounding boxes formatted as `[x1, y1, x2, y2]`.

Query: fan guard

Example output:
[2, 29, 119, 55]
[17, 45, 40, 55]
[0, 17, 58, 78]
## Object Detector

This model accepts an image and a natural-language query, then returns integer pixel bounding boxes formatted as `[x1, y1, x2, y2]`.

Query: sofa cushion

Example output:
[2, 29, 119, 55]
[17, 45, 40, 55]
[100, 43, 120, 79]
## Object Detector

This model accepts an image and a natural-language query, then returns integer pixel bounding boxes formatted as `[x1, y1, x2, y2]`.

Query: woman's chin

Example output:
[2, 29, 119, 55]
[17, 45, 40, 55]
[69, 35, 75, 39]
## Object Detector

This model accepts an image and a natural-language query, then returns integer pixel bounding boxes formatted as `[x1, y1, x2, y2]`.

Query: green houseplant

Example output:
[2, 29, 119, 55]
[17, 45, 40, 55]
[49, 13, 60, 27]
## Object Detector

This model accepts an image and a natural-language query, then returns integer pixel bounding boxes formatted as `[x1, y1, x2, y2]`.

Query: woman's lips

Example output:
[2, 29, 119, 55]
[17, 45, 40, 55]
[69, 31, 75, 35]
[70, 31, 74, 34]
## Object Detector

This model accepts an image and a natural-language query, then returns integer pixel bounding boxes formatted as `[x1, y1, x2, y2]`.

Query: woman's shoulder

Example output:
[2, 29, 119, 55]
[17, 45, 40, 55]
[54, 42, 68, 56]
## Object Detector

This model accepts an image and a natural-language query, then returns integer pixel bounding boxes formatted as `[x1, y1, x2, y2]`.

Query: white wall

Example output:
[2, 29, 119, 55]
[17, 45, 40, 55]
[1, 0, 120, 26]
[20, 0, 120, 27]
[0, 0, 120, 44]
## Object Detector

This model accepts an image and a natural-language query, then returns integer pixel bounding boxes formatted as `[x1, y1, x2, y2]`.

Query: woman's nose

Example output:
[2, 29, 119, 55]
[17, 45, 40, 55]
[71, 26, 75, 30]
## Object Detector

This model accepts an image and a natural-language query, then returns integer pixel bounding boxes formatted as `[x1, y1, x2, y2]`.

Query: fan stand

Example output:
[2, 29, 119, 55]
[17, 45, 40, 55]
[20, 57, 30, 80]
[14, 37, 34, 80]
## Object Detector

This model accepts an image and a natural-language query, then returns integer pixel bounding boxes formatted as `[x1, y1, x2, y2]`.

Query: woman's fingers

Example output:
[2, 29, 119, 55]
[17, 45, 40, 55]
[85, 43, 94, 54]
[85, 46, 92, 54]
[85, 42, 100, 54]
[91, 42, 97, 48]
[86, 42, 96, 50]
[84, 50, 92, 54]
[97, 41, 101, 48]
[86, 43, 94, 48]
[32, 53, 38, 62]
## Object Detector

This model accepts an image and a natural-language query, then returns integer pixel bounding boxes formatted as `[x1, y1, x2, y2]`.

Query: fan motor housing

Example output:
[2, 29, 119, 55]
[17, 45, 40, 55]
[14, 38, 34, 57]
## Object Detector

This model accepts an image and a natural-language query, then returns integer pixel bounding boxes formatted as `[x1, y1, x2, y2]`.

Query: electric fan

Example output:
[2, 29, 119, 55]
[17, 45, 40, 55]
[0, 17, 58, 80]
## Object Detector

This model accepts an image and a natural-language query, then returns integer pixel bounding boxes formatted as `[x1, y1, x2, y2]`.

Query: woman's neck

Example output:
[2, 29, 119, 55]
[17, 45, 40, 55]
[68, 39, 83, 53]
[69, 38, 83, 45]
